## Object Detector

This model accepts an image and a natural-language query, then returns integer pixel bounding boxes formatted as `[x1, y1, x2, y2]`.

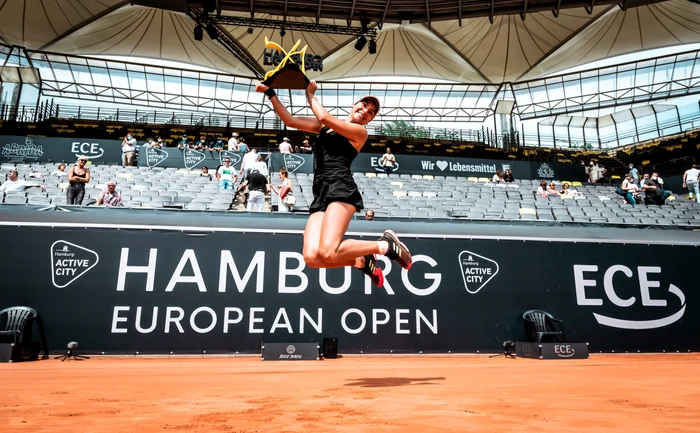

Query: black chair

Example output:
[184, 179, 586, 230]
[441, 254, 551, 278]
[522, 309, 565, 343]
[0, 306, 49, 359]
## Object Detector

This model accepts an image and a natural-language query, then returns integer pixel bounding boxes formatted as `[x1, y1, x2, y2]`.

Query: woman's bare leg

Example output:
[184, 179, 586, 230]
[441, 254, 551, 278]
[317, 202, 381, 265]
[303, 211, 356, 268]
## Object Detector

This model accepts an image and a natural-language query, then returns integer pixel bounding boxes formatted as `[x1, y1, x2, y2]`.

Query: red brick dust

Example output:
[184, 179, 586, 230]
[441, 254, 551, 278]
[1, 354, 699, 433]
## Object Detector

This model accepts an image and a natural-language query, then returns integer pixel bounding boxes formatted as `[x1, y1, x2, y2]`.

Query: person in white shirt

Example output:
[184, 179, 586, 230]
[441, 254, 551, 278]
[278, 137, 293, 153]
[240, 148, 258, 182]
[492, 169, 504, 183]
[379, 147, 396, 174]
[228, 132, 239, 151]
[52, 163, 67, 177]
[253, 154, 269, 177]
[683, 163, 700, 203]
[121, 133, 137, 166]
[216, 158, 238, 189]
[0, 170, 45, 195]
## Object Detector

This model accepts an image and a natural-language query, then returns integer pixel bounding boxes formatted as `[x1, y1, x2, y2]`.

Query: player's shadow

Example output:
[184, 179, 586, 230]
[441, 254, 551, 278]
[344, 377, 445, 388]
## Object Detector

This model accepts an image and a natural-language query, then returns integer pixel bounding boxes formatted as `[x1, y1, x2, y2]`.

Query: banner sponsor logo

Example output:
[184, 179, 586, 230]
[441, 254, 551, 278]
[522, 343, 534, 357]
[537, 163, 555, 179]
[219, 151, 242, 169]
[183, 149, 206, 169]
[145, 147, 168, 167]
[554, 344, 576, 358]
[1, 137, 44, 160]
[458, 251, 499, 294]
[284, 153, 306, 173]
[421, 160, 496, 174]
[369, 156, 400, 173]
[573, 265, 687, 330]
[51, 240, 99, 288]
[70, 141, 106, 159]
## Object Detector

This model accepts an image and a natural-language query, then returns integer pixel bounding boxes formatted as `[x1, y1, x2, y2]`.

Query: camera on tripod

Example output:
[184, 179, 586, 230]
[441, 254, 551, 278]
[55, 341, 90, 361]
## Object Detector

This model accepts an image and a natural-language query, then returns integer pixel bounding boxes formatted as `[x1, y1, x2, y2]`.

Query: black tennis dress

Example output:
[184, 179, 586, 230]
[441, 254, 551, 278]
[309, 126, 364, 214]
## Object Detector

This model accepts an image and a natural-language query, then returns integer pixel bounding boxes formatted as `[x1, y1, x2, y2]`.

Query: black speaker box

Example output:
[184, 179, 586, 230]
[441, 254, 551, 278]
[322, 337, 338, 359]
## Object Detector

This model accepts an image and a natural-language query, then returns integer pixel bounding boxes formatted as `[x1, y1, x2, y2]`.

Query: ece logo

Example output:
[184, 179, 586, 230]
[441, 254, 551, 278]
[573, 265, 686, 330]
[554, 344, 576, 358]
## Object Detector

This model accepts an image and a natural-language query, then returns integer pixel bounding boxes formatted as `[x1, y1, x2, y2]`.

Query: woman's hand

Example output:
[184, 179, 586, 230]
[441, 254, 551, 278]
[255, 81, 269, 93]
[306, 81, 318, 99]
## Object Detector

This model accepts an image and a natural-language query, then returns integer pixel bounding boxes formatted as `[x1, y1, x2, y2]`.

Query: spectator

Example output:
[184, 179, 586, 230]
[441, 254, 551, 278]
[155, 136, 163, 148]
[365, 209, 375, 221]
[228, 132, 239, 151]
[279, 137, 293, 153]
[52, 163, 67, 177]
[299, 139, 313, 153]
[271, 168, 294, 213]
[536, 181, 548, 197]
[238, 137, 248, 153]
[95, 180, 123, 207]
[629, 164, 639, 182]
[212, 136, 225, 151]
[640, 172, 649, 188]
[379, 147, 396, 175]
[216, 158, 237, 190]
[546, 182, 559, 196]
[618, 175, 640, 206]
[196, 135, 209, 150]
[682, 163, 700, 203]
[0, 170, 45, 195]
[67, 155, 91, 205]
[240, 148, 258, 180]
[503, 168, 514, 183]
[587, 160, 603, 183]
[492, 169, 504, 183]
[178, 134, 188, 149]
[239, 169, 269, 212]
[643, 172, 666, 205]
[254, 154, 269, 177]
[200, 166, 212, 181]
[121, 133, 137, 166]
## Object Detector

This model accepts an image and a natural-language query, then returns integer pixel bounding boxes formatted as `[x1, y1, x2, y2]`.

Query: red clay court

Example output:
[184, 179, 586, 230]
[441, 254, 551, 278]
[1, 354, 699, 433]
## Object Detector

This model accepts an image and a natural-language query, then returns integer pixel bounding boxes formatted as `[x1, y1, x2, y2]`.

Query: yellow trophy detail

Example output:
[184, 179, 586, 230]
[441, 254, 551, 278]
[262, 37, 311, 89]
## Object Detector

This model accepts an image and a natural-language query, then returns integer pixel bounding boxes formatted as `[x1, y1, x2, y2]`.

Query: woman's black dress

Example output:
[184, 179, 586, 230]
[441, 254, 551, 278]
[309, 126, 364, 214]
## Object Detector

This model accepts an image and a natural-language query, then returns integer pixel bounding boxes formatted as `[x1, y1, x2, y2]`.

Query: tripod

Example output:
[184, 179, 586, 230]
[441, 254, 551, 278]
[54, 348, 90, 361]
[489, 351, 516, 359]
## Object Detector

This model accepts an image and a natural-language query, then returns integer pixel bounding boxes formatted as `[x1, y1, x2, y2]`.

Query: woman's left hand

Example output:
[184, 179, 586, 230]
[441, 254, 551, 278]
[306, 81, 318, 99]
[255, 81, 269, 93]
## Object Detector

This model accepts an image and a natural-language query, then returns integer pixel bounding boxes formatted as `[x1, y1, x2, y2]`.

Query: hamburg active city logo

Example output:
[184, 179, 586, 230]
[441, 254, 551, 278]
[458, 250, 499, 294]
[51, 240, 99, 288]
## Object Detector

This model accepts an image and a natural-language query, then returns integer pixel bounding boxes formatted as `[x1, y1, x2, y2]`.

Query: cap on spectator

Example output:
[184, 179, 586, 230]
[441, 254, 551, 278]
[107, 180, 117, 186]
[232, 132, 238, 137]
[283, 137, 289, 142]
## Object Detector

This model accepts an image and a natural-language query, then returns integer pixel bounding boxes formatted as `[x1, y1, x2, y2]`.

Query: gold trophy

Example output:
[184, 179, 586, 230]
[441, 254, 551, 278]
[262, 37, 311, 89]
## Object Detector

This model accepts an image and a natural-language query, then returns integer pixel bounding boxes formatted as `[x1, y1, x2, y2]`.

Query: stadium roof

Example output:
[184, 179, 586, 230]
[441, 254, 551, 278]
[1, 0, 699, 83]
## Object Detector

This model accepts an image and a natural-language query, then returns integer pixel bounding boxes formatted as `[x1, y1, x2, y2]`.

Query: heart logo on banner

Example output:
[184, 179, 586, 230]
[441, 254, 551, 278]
[436, 160, 449, 171]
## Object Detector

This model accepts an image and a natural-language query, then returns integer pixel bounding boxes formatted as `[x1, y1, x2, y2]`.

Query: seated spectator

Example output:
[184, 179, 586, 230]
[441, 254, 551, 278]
[154, 136, 163, 148]
[492, 169, 504, 183]
[618, 175, 640, 206]
[212, 136, 225, 151]
[643, 172, 668, 205]
[365, 209, 375, 221]
[546, 182, 560, 196]
[0, 170, 45, 195]
[560, 183, 574, 196]
[279, 137, 293, 153]
[143, 138, 157, 148]
[299, 139, 313, 154]
[178, 134, 188, 149]
[52, 163, 67, 177]
[217, 158, 237, 190]
[196, 135, 209, 150]
[503, 169, 514, 183]
[536, 181, 548, 197]
[95, 180, 123, 207]
[200, 166, 212, 181]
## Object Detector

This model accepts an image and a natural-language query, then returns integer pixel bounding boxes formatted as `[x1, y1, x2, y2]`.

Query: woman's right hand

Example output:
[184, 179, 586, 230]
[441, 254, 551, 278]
[255, 81, 269, 93]
[306, 80, 318, 99]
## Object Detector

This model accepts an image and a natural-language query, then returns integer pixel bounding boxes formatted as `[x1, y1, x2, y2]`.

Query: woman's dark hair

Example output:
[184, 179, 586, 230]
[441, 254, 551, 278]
[280, 168, 288, 177]
[202, 166, 209, 172]
[540, 181, 547, 188]
[496, 169, 502, 177]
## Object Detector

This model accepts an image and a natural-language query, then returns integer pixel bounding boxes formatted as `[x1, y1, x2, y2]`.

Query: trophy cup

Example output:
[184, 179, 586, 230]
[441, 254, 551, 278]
[262, 37, 311, 89]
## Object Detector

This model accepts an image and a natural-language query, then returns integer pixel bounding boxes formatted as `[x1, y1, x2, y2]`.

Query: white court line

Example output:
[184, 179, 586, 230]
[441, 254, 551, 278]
[0, 220, 697, 246]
